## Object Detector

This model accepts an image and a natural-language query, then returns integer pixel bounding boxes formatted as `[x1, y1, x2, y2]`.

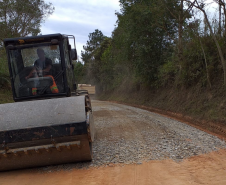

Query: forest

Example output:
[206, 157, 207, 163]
[79, 0, 226, 92]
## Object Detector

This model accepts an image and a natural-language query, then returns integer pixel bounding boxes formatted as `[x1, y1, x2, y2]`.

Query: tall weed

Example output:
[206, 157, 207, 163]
[0, 49, 10, 89]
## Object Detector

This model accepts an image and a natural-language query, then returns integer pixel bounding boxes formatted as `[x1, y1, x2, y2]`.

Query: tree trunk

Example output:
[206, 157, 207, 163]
[178, 0, 183, 60]
[221, 2, 226, 38]
[202, 9, 226, 84]
[219, 3, 222, 36]
[178, 0, 184, 74]
[200, 39, 212, 88]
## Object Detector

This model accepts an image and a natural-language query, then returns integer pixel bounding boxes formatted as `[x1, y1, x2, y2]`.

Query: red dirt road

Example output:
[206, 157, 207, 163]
[0, 149, 226, 185]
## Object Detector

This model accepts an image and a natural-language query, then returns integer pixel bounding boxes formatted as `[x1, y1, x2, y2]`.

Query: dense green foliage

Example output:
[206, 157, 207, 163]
[0, 0, 54, 44]
[81, 0, 226, 93]
[73, 61, 85, 84]
[0, 0, 54, 90]
[0, 48, 9, 89]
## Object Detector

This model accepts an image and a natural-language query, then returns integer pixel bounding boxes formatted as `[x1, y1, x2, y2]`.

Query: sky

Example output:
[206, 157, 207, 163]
[40, 0, 121, 60]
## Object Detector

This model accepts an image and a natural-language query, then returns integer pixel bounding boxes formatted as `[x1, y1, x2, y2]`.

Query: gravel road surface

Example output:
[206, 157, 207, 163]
[42, 100, 226, 171]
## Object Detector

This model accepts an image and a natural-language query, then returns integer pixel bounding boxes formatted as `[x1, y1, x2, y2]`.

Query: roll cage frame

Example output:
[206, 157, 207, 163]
[4, 33, 77, 102]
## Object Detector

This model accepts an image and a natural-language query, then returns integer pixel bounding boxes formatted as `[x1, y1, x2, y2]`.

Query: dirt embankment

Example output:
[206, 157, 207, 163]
[112, 101, 226, 141]
[98, 84, 226, 141]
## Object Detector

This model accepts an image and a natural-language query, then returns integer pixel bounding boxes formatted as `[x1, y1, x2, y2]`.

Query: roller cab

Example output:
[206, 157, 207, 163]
[4, 34, 77, 101]
[0, 34, 95, 171]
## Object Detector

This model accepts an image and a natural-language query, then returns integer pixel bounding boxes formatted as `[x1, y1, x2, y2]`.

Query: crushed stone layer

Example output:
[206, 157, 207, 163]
[40, 100, 226, 171]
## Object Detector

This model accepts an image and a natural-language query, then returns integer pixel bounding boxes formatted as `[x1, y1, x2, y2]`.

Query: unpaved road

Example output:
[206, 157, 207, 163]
[1, 100, 226, 185]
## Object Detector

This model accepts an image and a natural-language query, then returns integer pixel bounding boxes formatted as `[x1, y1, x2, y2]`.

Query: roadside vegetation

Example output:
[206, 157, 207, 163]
[0, 48, 13, 103]
[78, 0, 226, 123]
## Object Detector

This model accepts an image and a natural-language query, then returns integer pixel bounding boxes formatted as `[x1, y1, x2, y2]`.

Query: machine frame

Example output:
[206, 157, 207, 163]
[4, 33, 77, 102]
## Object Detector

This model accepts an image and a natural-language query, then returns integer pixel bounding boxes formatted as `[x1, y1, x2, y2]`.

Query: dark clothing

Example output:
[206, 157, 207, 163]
[31, 57, 59, 95]
[34, 58, 52, 76]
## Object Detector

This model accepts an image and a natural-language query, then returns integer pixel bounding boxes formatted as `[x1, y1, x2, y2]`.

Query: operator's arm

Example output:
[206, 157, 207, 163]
[25, 67, 36, 79]
[43, 64, 52, 72]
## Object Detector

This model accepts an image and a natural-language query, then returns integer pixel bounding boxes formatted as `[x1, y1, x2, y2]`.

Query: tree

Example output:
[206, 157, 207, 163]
[0, 0, 54, 44]
[93, 37, 113, 91]
[73, 61, 85, 83]
[188, 20, 212, 88]
[114, 0, 178, 85]
[186, 0, 226, 84]
[81, 29, 105, 64]
[214, 0, 226, 37]
[161, 0, 195, 77]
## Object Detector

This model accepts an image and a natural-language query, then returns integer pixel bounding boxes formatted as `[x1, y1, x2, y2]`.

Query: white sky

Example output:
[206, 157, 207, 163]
[41, 0, 121, 59]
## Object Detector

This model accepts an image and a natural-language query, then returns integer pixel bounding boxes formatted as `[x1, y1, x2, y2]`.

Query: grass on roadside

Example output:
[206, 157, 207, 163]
[0, 89, 13, 104]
